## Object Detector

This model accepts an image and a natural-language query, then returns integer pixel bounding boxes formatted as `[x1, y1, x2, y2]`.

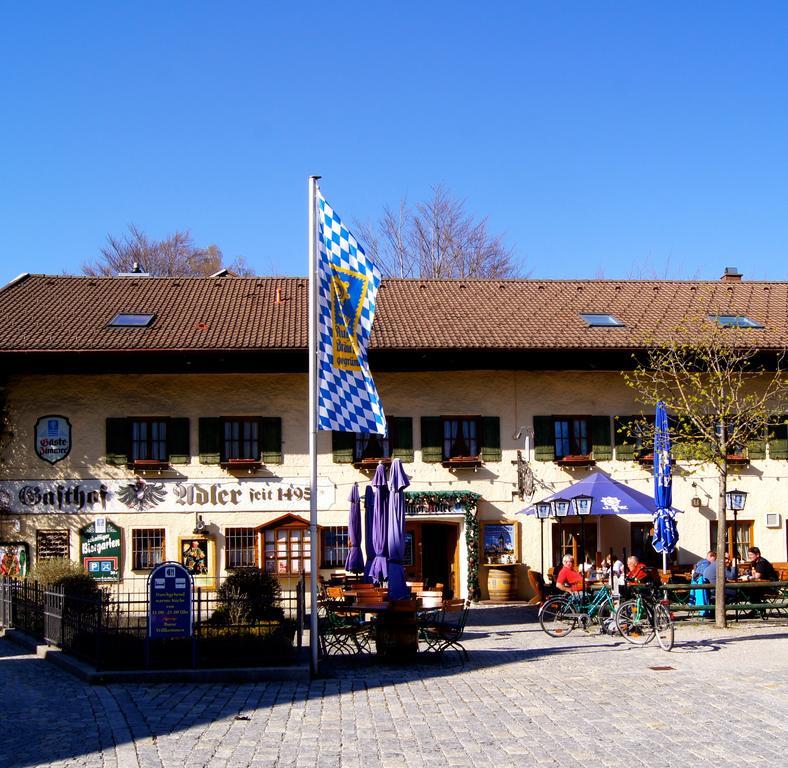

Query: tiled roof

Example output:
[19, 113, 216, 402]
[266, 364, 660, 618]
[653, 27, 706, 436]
[0, 274, 786, 353]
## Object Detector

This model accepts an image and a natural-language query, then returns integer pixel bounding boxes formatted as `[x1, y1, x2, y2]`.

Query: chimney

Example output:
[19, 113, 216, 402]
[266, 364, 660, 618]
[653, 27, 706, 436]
[721, 266, 742, 282]
[117, 261, 151, 277]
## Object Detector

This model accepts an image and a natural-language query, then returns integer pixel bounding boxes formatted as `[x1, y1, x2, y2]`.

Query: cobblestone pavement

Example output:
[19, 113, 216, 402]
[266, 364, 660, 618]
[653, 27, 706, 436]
[2, 606, 787, 768]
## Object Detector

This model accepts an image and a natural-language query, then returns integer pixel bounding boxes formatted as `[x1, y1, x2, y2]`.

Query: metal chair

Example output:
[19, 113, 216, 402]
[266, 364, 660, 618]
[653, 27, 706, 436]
[418, 599, 470, 662]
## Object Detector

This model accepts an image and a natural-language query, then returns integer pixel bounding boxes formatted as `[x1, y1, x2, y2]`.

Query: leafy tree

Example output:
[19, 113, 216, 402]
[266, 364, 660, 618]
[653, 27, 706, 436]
[82, 224, 253, 277]
[622, 313, 788, 627]
[357, 185, 520, 279]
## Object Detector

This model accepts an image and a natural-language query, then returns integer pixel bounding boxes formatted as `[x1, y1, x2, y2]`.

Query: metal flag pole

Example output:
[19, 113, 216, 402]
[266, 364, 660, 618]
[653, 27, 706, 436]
[308, 174, 321, 673]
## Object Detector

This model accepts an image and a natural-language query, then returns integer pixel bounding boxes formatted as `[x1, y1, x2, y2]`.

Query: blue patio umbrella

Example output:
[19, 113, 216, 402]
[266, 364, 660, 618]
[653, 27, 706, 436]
[652, 401, 679, 569]
[344, 483, 365, 574]
[519, 471, 669, 517]
[368, 462, 389, 584]
[386, 458, 411, 601]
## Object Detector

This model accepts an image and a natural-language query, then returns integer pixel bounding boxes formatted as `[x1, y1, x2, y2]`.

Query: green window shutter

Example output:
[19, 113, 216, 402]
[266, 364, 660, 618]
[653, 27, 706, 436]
[332, 431, 355, 463]
[481, 416, 501, 463]
[591, 416, 612, 461]
[533, 416, 555, 462]
[614, 416, 635, 461]
[747, 425, 766, 461]
[168, 418, 191, 464]
[261, 417, 282, 464]
[198, 417, 221, 464]
[391, 417, 413, 463]
[105, 418, 128, 466]
[768, 416, 788, 460]
[420, 417, 443, 462]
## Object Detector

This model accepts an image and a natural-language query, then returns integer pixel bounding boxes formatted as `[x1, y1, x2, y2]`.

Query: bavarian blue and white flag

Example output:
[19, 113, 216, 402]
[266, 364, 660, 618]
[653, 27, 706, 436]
[316, 190, 386, 434]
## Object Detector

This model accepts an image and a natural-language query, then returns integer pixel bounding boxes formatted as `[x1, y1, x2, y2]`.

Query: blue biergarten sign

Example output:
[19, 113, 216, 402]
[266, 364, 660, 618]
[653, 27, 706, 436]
[148, 562, 193, 639]
[80, 518, 121, 582]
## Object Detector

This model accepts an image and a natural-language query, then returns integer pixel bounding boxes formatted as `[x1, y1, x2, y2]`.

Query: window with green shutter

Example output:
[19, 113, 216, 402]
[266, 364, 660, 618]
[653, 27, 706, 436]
[533, 416, 555, 462]
[168, 418, 191, 464]
[420, 417, 443, 462]
[332, 431, 355, 463]
[590, 416, 612, 461]
[198, 417, 221, 464]
[261, 417, 282, 464]
[614, 416, 636, 461]
[390, 417, 414, 463]
[481, 416, 501, 462]
[768, 416, 788, 459]
[105, 418, 129, 466]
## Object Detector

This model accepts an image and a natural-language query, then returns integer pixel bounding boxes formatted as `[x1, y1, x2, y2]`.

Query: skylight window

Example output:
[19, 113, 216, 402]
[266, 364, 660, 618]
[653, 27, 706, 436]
[709, 315, 763, 329]
[108, 313, 156, 327]
[580, 313, 625, 327]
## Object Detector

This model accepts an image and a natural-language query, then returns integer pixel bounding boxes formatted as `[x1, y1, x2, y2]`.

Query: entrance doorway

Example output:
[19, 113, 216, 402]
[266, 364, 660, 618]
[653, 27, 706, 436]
[404, 521, 459, 597]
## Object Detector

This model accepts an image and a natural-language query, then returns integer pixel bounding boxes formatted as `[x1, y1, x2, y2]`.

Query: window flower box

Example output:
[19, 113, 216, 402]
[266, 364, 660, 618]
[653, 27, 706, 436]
[555, 455, 595, 468]
[353, 457, 392, 470]
[221, 458, 262, 472]
[442, 455, 483, 469]
[130, 459, 171, 473]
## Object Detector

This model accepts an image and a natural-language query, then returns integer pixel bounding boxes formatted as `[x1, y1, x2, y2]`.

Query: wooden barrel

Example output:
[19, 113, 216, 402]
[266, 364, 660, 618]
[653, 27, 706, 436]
[488, 567, 516, 601]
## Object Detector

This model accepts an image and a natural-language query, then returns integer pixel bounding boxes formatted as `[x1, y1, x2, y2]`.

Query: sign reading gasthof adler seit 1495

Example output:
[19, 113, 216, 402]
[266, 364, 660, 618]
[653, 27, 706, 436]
[0, 477, 334, 515]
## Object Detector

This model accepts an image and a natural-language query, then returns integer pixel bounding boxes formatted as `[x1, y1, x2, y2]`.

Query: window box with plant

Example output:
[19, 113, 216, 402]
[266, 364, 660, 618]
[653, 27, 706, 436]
[105, 417, 190, 471]
[332, 417, 413, 467]
[420, 415, 501, 468]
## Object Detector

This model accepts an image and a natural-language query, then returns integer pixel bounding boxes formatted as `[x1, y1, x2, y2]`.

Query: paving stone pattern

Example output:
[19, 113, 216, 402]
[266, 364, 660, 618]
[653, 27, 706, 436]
[1, 606, 787, 768]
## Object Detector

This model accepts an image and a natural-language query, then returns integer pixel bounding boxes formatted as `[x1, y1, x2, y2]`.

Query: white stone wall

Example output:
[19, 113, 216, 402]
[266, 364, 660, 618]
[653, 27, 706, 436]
[1, 370, 786, 597]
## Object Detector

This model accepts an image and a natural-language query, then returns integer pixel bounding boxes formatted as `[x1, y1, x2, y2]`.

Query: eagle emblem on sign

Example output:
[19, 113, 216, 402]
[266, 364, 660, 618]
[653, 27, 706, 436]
[117, 478, 167, 511]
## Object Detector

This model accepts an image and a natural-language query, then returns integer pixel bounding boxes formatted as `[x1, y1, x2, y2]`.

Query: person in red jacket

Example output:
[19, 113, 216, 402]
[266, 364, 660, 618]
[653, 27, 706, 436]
[555, 554, 584, 596]
[625, 554, 651, 583]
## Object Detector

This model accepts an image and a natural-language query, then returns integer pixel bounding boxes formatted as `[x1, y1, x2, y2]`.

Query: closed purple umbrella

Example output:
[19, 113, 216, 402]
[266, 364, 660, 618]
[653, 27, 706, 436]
[368, 462, 389, 584]
[344, 483, 364, 574]
[387, 458, 411, 600]
[363, 485, 375, 581]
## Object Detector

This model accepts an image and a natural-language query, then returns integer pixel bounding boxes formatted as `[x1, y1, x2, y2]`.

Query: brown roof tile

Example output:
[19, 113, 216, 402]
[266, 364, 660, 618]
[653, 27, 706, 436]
[0, 274, 786, 353]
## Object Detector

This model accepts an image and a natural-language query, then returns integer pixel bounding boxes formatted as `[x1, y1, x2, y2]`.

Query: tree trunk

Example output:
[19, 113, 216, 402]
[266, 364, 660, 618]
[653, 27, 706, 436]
[715, 466, 728, 628]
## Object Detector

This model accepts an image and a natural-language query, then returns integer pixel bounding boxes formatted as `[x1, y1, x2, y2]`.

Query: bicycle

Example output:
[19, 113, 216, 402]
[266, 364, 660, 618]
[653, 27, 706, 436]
[539, 586, 617, 638]
[615, 585, 674, 651]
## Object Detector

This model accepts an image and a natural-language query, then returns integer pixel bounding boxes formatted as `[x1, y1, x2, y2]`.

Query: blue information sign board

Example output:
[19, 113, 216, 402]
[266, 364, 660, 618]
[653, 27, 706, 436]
[148, 562, 193, 639]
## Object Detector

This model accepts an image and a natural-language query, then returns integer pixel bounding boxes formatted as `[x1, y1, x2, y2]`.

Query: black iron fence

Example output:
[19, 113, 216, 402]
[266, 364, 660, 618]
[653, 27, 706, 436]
[0, 574, 308, 671]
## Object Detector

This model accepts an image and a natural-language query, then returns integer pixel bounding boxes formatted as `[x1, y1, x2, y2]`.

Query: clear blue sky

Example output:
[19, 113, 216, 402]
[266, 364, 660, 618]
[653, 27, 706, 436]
[2, 2, 788, 285]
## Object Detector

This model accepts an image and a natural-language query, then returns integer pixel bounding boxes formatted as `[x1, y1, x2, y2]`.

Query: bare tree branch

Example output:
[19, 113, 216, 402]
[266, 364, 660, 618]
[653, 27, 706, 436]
[82, 225, 254, 277]
[358, 185, 521, 279]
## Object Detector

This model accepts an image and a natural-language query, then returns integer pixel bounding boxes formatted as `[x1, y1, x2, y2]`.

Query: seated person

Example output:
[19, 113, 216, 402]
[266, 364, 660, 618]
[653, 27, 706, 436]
[746, 547, 777, 581]
[703, 554, 738, 600]
[601, 553, 625, 593]
[555, 554, 584, 598]
[693, 550, 716, 579]
[744, 547, 778, 607]
[625, 554, 651, 584]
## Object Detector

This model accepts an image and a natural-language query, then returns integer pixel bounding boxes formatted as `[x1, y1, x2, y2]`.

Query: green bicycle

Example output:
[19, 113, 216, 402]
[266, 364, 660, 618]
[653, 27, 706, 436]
[615, 587, 674, 651]
[539, 586, 617, 638]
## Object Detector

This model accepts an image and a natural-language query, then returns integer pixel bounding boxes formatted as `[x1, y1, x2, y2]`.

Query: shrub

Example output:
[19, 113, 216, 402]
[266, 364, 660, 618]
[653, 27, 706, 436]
[30, 557, 84, 585]
[215, 568, 284, 624]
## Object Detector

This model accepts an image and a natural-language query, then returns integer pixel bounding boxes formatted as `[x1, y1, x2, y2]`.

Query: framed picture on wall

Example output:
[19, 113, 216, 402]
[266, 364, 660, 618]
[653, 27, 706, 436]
[482, 523, 518, 565]
[178, 536, 217, 590]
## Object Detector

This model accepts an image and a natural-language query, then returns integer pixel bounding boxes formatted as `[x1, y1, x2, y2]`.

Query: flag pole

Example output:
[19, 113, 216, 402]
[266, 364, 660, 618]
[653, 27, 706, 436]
[308, 174, 321, 673]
